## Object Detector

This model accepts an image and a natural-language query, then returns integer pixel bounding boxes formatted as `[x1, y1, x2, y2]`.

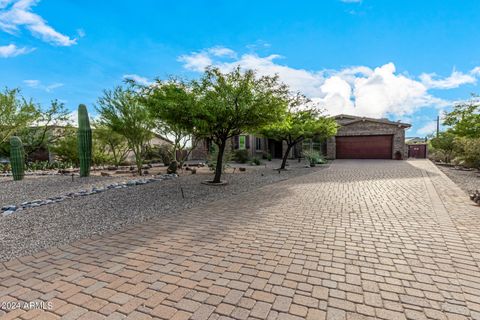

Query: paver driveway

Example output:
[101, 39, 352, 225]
[1, 160, 480, 320]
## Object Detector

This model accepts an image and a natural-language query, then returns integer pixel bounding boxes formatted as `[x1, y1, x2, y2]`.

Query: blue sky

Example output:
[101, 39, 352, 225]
[1, 0, 480, 136]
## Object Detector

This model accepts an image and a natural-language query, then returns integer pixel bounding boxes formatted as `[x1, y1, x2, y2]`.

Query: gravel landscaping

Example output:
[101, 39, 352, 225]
[436, 164, 480, 194]
[0, 160, 328, 262]
[0, 175, 128, 208]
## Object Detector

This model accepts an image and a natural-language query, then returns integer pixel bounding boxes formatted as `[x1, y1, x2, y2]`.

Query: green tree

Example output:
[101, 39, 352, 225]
[96, 86, 154, 175]
[443, 96, 480, 138]
[50, 125, 78, 164]
[193, 67, 289, 183]
[139, 79, 198, 167]
[259, 94, 337, 169]
[93, 124, 130, 167]
[0, 88, 39, 144]
[18, 100, 70, 159]
[430, 131, 456, 163]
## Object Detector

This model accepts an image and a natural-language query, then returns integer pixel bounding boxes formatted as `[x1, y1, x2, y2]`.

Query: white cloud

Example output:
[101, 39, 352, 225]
[470, 66, 480, 75]
[0, 43, 32, 57]
[177, 51, 213, 72]
[179, 47, 462, 118]
[417, 121, 437, 136]
[208, 46, 236, 58]
[0, 0, 76, 46]
[419, 70, 476, 89]
[123, 74, 151, 86]
[23, 79, 63, 92]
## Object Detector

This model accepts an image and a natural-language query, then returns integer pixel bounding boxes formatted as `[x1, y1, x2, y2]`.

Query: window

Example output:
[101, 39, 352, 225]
[239, 135, 246, 150]
[255, 137, 262, 150]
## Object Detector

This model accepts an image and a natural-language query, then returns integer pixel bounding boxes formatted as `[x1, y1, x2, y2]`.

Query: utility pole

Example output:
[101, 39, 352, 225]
[436, 115, 440, 138]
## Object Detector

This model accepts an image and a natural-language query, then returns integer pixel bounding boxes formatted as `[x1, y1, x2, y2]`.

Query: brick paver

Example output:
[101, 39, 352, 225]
[1, 159, 480, 319]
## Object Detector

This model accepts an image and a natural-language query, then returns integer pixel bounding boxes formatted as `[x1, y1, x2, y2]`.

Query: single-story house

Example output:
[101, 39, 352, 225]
[326, 114, 411, 160]
[190, 135, 297, 160]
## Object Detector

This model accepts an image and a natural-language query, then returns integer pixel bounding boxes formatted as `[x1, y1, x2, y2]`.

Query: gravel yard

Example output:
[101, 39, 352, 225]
[0, 160, 327, 261]
[0, 175, 128, 208]
[437, 164, 480, 194]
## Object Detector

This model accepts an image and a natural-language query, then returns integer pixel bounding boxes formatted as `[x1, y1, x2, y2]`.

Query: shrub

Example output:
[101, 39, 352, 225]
[158, 144, 174, 166]
[456, 137, 480, 168]
[234, 149, 250, 163]
[303, 150, 326, 166]
[251, 157, 261, 166]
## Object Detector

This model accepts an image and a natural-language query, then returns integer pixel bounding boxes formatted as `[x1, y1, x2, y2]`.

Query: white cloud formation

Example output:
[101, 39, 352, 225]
[0, 42, 32, 57]
[23, 79, 63, 92]
[123, 74, 151, 85]
[419, 70, 476, 89]
[0, 0, 76, 46]
[470, 66, 480, 76]
[417, 121, 437, 136]
[179, 47, 464, 118]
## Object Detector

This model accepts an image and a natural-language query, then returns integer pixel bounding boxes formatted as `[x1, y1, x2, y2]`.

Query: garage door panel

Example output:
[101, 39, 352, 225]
[336, 135, 392, 159]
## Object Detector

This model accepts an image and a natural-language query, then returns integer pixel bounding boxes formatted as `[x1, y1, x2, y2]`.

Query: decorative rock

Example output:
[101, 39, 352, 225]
[2, 210, 14, 217]
[1, 173, 178, 218]
[101, 172, 111, 177]
[167, 161, 178, 174]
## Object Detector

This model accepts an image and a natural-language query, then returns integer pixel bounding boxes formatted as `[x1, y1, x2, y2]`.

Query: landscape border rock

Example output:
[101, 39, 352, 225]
[1, 173, 177, 217]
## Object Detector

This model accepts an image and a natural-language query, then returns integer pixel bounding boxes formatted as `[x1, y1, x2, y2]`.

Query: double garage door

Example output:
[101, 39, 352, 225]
[336, 135, 393, 159]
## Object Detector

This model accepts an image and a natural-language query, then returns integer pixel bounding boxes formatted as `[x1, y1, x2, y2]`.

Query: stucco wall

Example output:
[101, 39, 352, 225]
[326, 120, 407, 159]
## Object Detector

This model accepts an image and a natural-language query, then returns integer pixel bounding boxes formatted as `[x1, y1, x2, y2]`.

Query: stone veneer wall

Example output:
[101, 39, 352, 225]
[326, 120, 407, 160]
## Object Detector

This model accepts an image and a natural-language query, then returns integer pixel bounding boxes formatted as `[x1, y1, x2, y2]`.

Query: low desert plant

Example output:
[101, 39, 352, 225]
[251, 157, 261, 166]
[303, 150, 326, 166]
[233, 149, 250, 163]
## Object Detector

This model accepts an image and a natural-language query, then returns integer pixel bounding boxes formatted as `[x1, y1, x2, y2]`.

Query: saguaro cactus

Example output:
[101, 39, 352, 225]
[77, 104, 92, 177]
[10, 136, 25, 181]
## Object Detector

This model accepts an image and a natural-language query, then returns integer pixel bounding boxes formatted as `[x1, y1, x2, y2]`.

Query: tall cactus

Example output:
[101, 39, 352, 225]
[77, 104, 92, 177]
[10, 136, 25, 181]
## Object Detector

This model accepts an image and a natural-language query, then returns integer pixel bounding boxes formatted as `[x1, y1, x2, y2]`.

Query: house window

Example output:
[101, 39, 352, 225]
[255, 137, 262, 150]
[239, 135, 246, 150]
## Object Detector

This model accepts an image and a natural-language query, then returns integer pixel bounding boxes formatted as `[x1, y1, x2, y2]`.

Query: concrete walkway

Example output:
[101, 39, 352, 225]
[1, 160, 479, 320]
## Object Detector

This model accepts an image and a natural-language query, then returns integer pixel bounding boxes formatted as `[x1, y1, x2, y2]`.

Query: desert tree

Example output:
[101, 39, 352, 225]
[259, 94, 337, 169]
[193, 67, 289, 183]
[96, 86, 154, 175]
[138, 79, 198, 167]
[0, 88, 39, 144]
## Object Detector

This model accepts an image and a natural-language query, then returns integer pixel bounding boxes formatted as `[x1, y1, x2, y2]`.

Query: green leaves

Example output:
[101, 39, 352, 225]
[193, 66, 289, 142]
[96, 86, 154, 174]
[443, 96, 480, 138]
[0, 88, 39, 144]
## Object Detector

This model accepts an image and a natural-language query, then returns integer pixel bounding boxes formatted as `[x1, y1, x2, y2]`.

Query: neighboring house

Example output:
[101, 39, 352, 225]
[405, 136, 427, 144]
[26, 126, 172, 163]
[325, 114, 411, 160]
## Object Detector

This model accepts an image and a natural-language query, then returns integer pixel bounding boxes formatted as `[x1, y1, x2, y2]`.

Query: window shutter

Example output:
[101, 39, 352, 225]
[245, 135, 250, 149]
[234, 136, 239, 149]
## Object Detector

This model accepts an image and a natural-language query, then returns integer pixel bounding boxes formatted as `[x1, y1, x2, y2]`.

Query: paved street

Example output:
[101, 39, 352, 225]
[1, 160, 479, 320]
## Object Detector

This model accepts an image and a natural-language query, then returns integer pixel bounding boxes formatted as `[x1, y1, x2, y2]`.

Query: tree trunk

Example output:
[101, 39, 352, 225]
[213, 141, 226, 183]
[134, 147, 142, 176]
[280, 144, 292, 170]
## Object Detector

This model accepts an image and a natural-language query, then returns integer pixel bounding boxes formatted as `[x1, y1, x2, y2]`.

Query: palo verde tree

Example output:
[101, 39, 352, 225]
[0, 88, 39, 144]
[259, 94, 337, 170]
[193, 67, 289, 183]
[443, 96, 480, 138]
[138, 79, 198, 168]
[96, 86, 154, 175]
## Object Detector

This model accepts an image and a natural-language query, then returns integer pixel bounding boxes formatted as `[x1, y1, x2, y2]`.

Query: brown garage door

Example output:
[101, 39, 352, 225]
[336, 135, 393, 159]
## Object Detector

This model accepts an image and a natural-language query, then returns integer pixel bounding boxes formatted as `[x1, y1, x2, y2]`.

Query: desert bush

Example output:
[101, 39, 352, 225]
[158, 144, 174, 166]
[233, 149, 250, 163]
[455, 137, 480, 168]
[251, 157, 261, 166]
[303, 150, 326, 166]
